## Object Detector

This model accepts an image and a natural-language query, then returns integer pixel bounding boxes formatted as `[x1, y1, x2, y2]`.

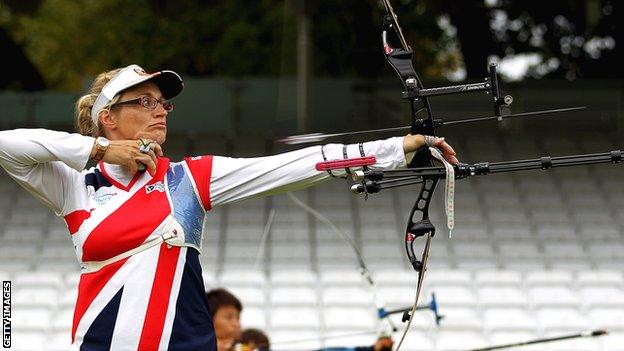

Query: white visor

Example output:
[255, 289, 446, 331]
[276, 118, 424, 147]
[91, 64, 183, 126]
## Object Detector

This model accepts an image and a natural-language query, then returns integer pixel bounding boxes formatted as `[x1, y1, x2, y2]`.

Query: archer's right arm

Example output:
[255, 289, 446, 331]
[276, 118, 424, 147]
[0, 129, 94, 215]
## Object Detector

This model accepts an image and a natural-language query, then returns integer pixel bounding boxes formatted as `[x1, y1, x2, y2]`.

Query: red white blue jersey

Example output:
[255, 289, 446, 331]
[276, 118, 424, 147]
[0, 129, 408, 350]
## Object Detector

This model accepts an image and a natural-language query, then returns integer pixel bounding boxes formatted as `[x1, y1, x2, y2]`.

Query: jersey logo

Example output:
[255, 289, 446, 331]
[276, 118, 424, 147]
[92, 192, 117, 206]
[145, 182, 166, 194]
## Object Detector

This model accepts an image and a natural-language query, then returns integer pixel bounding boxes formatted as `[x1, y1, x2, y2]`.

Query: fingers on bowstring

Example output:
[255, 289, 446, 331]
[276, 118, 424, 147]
[153, 143, 164, 157]
[138, 154, 157, 176]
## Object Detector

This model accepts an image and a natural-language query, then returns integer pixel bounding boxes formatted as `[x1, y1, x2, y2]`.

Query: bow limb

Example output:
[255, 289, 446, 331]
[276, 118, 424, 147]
[381, 1, 439, 349]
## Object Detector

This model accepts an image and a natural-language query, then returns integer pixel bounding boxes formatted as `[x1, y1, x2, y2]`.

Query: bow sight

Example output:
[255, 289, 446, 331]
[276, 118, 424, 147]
[383, 12, 512, 119]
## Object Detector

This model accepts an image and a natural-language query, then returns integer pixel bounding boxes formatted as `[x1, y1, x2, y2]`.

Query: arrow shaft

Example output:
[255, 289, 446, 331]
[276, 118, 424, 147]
[463, 330, 607, 351]
[277, 106, 585, 145]
[441, 106, 586, 126]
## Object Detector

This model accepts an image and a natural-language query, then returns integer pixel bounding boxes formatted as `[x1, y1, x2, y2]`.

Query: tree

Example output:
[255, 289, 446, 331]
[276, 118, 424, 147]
[0, 0, 46, 90]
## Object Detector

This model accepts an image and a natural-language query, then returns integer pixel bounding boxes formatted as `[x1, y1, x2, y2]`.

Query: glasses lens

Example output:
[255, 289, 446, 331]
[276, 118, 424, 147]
[138, 96, 155, 109]
[163, 101, 174, 112]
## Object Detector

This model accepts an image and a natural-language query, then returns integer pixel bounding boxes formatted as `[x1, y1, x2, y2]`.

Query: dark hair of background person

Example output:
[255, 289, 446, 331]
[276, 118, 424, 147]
[241, 328, 271, 351]
[206, 288, 243, 315]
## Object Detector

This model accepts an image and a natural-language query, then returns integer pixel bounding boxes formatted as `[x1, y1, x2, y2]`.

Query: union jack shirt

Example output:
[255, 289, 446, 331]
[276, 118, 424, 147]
[0, 129, 408, 350]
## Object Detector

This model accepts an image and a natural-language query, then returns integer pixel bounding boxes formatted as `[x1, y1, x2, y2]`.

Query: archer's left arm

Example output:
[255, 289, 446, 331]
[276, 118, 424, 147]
[207, 136, 410, 207]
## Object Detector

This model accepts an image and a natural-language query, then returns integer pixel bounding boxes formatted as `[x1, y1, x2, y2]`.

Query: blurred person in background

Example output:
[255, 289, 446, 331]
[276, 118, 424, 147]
[0, 63, 458, 350]
[239, 328, 270, 351]
[207, 288, 243, 351]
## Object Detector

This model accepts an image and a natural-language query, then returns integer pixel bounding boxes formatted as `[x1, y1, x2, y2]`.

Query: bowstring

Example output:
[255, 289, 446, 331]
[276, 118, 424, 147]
[286, 191, 399, 336]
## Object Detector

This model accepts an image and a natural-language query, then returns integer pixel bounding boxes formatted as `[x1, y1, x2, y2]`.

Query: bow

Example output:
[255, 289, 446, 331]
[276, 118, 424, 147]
[360, 1, 597, 348]
[276, 1, 589, 348]
[379, 2, 439, 348]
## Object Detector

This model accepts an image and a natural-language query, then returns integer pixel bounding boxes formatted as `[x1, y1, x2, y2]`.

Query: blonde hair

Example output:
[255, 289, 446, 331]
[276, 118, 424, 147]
[74, 68, 123, 137]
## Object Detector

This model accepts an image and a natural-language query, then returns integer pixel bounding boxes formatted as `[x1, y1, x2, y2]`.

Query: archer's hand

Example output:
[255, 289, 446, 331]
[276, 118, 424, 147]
[403, 134, 459, 164]
[91, 139, 163, 176]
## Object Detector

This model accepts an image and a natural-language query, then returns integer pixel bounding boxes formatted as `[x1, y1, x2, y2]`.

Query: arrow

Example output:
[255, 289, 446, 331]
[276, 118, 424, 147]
[460, 329, 608, 351]
[276, 106, 586, 145]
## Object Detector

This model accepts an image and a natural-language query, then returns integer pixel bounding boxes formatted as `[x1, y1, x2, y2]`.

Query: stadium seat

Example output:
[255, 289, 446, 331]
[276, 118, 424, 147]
[11, 307, 52, 332]
[269, 330, 322, 351]
[424, 286, 477, 308]
[426, 269, 472, 286]
[475, 270, 523, 287]
[218, 269, 266, 286]
[525, 270, 574, 286]
[483, 308, 536, 332]
[391, 331, 434, 351]
[319, 330, 379, 351]
[7, 209, 50, 226]
[477, 286, 529, 307]
[434, 331, 488, 350]
[271, 307, 321, 329]
[602, 332, 624, 351]
[493, 226, 534, 240]
[13, 287, 58, 308]
[320, 269, 365, 286]
[322, 286, 372, 307]
[487, 331, 541, 351]
[576, 270, 623, 287]
[579, 287, 624, 308]
[542, 242, 587, 259]
[2, 225, 45, 242]
[271, 286, 317, 306]
[536, 308, 589, 332]
[271, 224, 309, 242]
[373, 268, 419, 286]
[6, 331, 46, 351]
[241, 306, 267, 329]
[436, 307, 483, 331]
[588, 242, 624, 258]
[51, 307, 74, 332]
[271, 242, 312, 264]
[587, 308, 624, 332]
[270, 268, 317, 286]
[46, 331, 72, 351]
[546, 336, 601, 351]
[578, 224, 621, 240]
[529, 286, 580, 307]
[362, 242, 404, 267]
[228, 286, 266, 305]
[452, 241, 496, 259]
[13, 271, 63, 289]
[323, 307, 376, 329]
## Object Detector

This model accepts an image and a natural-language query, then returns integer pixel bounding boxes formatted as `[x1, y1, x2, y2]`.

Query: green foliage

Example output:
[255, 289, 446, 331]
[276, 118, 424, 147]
[309, 0, 458, 79]
[9, 0, 297, 89]
[5, 0, 459, 89]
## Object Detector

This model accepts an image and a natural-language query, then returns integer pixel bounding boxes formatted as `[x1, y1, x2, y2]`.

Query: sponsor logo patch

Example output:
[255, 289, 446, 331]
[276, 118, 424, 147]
[146, 182, 166, 194]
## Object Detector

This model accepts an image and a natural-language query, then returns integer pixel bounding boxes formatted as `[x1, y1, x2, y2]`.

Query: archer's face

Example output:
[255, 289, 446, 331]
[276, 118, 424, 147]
[106, 82, 169, 145]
